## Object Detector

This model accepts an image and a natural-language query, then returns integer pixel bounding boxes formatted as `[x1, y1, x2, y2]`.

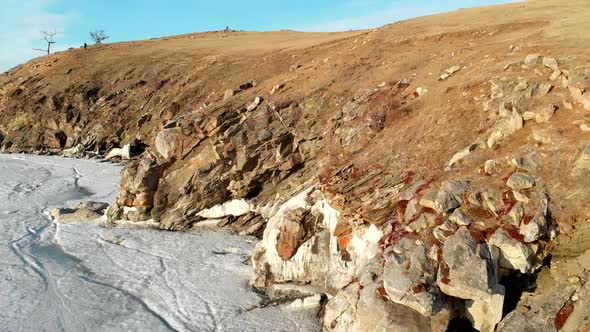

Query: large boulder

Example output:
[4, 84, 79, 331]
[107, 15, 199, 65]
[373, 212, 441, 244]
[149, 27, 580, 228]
[154, 128, 182, 161]
[383, 245, 442, 316]
[489, 228, 534, 273]
[437, 227, 505, 332]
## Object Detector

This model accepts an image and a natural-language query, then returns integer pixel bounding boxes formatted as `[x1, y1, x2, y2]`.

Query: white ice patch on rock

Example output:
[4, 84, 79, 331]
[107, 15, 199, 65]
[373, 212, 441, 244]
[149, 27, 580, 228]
[253, 187, 383, 291]
[196, 199, 253, 218]
[105, 144, 131, 160]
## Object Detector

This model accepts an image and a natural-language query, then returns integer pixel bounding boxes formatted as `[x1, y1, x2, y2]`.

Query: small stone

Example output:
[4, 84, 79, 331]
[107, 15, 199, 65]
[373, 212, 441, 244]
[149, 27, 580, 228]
[448, 144, 477, 167]
[537, 82, 552, 96]
[542, 57, 559, 71]
[523, 54, 540, 67]
[434, 180, 469, 213]
[563, 100, 574, 110]
[571, 292, 579, 302]
[449, 209, 472, 226]
[507, 202, 525, 226]
[439, 65, 461, 80]
[514, 81, 528, 92]
[486, 112, 523, 148]
[519, 213, 547, 242]
[270, 83, 285, 95]
[568, 276, 580, 284]
[580, 124, 590, 132]
[490, 228, 534, 273]
[562, 76, 570, 89]
[522, 111, 536, 121]
[246, 96, 263, 111]
[419, 191, 437, 210]
[507, 172, 535, 190]
[414, 87, 428, 97]
[224, 88, 240, 100]
[535, 104, 556, 123]
[550, 70, 562, 81]
[512, 191, 530, 204]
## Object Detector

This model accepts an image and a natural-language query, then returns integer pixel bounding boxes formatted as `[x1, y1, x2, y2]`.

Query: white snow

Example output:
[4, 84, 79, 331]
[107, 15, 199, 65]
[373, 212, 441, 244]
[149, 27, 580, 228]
[105, 144, 131, 160]
[0, 154, 320, 331]
[196, 199, 253, 219]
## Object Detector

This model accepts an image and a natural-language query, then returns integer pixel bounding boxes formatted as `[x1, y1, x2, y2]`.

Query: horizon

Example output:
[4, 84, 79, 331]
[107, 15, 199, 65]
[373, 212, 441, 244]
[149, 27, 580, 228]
[1, 0, 517, 72]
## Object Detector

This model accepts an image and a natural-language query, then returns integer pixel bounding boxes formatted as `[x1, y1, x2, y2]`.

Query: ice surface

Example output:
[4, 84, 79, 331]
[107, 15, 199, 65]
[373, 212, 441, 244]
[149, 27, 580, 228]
[0, 154, 320, 331]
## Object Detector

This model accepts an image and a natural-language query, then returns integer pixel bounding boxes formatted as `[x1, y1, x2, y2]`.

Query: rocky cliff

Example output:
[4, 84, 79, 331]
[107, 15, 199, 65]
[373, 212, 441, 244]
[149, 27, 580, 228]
[3, 0, 590, 330]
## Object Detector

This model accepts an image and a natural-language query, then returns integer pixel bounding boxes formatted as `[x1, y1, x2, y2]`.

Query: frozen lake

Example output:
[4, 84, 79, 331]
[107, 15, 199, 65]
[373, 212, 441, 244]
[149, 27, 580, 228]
[0, 154, 319, 331]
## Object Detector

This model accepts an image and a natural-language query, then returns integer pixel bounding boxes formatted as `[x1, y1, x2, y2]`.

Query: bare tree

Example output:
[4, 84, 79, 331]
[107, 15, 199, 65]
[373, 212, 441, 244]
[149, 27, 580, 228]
[33, 30, 57, 55]
[89, 30, 109, 44]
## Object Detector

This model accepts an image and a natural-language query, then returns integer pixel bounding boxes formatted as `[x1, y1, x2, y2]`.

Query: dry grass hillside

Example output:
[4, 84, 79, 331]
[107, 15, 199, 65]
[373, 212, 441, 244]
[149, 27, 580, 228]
[3, 0, 590, 331]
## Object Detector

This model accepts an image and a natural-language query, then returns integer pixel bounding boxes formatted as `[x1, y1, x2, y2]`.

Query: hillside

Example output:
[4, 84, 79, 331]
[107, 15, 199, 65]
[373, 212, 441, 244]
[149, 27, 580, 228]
[2, 0, 590, 330]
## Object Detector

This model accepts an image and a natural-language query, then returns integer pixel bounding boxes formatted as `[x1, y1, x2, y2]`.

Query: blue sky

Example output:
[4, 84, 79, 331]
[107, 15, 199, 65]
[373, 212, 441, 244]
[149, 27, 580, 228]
[0, 0, 517, 72]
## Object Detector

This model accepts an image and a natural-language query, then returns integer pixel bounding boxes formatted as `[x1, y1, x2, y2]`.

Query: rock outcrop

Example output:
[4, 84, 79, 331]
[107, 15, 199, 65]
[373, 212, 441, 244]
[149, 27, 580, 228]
[3, 1, 590, 330]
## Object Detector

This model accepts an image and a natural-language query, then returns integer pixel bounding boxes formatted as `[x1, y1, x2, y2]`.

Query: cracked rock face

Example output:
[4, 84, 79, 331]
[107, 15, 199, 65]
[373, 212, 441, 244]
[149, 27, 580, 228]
[438, 227, 505, 332]
[383, 245, 442, 316]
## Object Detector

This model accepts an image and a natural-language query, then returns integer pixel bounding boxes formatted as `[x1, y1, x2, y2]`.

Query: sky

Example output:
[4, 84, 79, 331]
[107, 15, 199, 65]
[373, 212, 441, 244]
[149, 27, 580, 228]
[0, 0, 517, 72]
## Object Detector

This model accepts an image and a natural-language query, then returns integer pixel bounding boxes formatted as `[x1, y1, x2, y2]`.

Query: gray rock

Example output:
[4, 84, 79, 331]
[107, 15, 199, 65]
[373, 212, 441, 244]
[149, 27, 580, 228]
[487, 111, 523, 148]
[549, 70, 561, 81]
[408, 214, 430, 233]
[439, 65, 462, 80]
[542, 57, 559, 71]
[507, 172, 535, 190]
[434, 180, 469, 213]
[520, 213, 547, 242]
[50, 201, 109, 223]
[155, 128, 181, 161]
[246, 96, 263, 112]
[537, 82, 552, 96]
[449, 208, 472, 226]
[489, 228, 534, 273]
[507, 201, 525, 226]
[223, 88, 241, 100]
[535, 104, 556, 123]
[482, 190, 503, 216]
[513, 191, 530, 204]
[419, 191, 437, 210]
[384, 246, 442, 316]
[523, 54, 540, 67]
[437, 227, 505, 332]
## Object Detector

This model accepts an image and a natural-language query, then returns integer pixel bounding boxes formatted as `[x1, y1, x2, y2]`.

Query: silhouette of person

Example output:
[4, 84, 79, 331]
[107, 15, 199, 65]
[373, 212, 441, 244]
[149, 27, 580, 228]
[84, 43, 87, 50]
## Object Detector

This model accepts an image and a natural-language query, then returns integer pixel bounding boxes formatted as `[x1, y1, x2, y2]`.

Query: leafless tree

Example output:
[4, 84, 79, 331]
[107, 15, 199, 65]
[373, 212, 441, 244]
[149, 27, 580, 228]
[33, 30, 57, 55]
[89, 30, 109, 44]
